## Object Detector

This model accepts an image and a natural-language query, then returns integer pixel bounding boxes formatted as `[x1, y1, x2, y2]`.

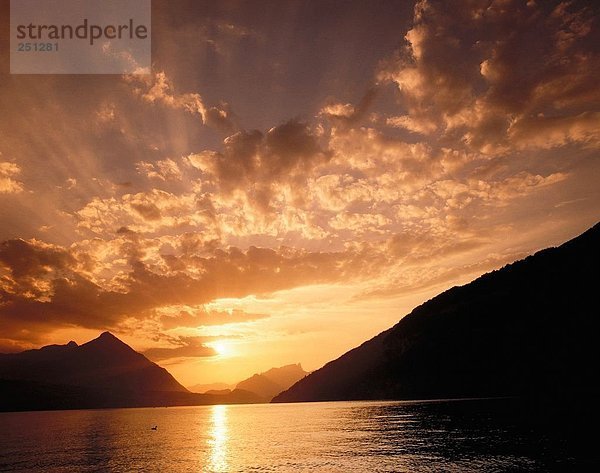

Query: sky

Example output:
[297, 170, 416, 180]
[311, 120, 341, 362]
[0, 0, 598, 387]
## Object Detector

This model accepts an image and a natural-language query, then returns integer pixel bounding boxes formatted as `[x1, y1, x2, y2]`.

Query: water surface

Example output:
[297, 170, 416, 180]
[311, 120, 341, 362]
[0, 398, 593, 472]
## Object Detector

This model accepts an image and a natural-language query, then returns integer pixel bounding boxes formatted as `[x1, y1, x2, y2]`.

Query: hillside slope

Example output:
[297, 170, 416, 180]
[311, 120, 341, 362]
[273, 222, 600, 402]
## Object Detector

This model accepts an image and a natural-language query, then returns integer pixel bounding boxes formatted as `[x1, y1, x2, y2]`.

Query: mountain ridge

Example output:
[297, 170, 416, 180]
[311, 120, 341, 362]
[273, 222, 600, 403]
[0, 330, 188, 394]
[236, 363, 307, 400]
[0, 332, 264, 411]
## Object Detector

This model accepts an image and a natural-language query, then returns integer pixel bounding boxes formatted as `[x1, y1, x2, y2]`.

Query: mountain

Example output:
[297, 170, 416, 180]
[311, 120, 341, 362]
[261, 364, 309, 388]
[188, 382, 234, 394]
[273, 222, 600, 403]
[236, 364, 307, 400]
[186, 364, 308, 400]
[0, 332, 187, 394]
[0, 332, 263, 411]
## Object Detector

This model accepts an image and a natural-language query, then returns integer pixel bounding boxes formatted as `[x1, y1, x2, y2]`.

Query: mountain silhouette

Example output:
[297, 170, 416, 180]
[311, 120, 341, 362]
[236, 364, 307, 401]
[0, 332, 262, 411]
[0, 331, 187, 394]
[273, 222, 600, 403]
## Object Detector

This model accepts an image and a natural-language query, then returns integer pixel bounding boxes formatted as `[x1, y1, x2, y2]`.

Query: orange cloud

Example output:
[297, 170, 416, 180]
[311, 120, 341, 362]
[127, 71, 237, 132]
[0, 162, 24, 194]
[143, 335, 217, 361]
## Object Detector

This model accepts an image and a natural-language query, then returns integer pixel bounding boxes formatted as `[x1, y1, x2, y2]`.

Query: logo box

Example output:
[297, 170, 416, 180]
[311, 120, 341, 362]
[10, 0, 151, 74]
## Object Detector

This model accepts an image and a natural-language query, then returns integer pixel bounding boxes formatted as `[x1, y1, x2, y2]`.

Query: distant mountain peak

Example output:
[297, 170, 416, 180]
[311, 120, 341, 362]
[66, 341, 78, 348]
[86, 331, 131, 349]
[277, 363, 303, 370]
[98, 331, 117, 340]
[235, 363, 308, 401]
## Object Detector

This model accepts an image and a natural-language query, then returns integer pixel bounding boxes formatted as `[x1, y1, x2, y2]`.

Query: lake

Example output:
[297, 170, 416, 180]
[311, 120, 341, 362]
[0, 398, 594, 472]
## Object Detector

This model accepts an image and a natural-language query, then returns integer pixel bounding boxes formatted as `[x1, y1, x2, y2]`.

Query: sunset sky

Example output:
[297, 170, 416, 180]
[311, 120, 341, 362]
[0, 0, 598, 387]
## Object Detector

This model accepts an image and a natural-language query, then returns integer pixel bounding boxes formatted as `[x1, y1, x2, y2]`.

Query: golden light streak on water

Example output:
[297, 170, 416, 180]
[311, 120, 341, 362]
[207, 405, 228, 472]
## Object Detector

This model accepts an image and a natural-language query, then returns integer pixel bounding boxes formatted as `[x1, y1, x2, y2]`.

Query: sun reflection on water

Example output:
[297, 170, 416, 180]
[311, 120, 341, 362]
[207, 405, 228, 472]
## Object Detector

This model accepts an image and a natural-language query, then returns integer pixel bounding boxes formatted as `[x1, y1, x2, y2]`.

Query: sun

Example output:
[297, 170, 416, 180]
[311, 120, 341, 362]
[210, 341, 230, 357]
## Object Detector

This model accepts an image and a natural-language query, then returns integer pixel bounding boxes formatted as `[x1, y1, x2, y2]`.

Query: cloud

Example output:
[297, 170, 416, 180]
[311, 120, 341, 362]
[378, 0, 600, 154]
[143, 336, 216, 361]
[157, 306, 269, 330]
[100, 42, 150, 75]
[188, 119, 331, 210]
[136, 158, 183, 181]
[386, 115, 438, 135]
[423, 172, 569, 210]
[508, 111, 600, 149]
[127, 71, 237, 132]
[358, 249, 526, 300]
[0, 238, 74, 280]
[76, 189, 205, 235]
[1, 221, 495, 347]
[320, 87, 378, 127]
[0, 236, 384, 344]
[329, 212, 391, 235]
[0, 162, 24, 194]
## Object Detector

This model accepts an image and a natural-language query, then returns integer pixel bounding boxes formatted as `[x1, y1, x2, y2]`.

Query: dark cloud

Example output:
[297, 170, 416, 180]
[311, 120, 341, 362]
[0, 239, 75, 280]
[204, 103, 239, 133]
[380, 0, 600, 153]
[131, 202, 162, 221]
[0, 237, 384, 344]
[1, 228, 488, 346]
[215, 120, 329, 182]
[116, 226, 136, 235]
[194, 119, 331, 209]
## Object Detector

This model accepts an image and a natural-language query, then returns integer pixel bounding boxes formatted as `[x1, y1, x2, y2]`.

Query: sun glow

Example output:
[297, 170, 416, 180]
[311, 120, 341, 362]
[210, 341, 231, 357]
